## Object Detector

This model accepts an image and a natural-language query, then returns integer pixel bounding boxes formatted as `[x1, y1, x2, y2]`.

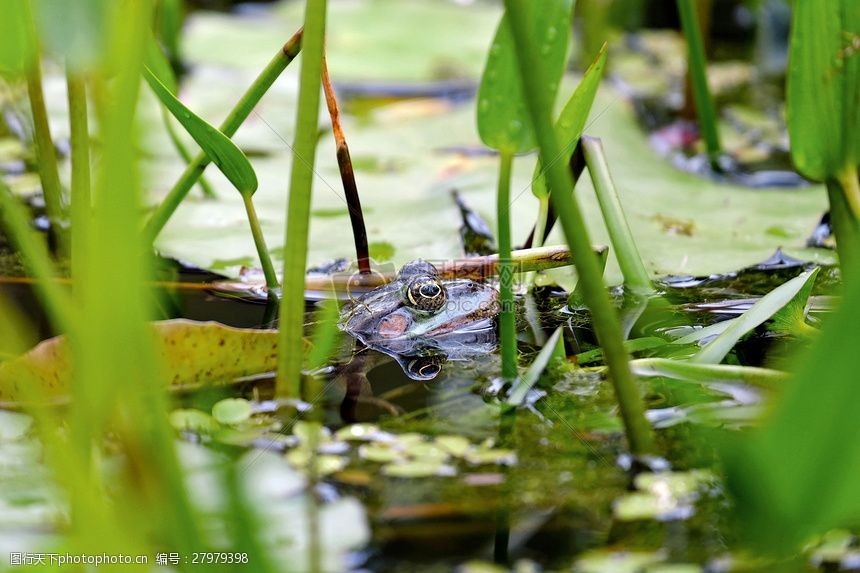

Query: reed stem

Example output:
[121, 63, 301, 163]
[276, 4, 327, 399]
[497, 151, 517, 381]
[676, 0, 722, 164]
[66, 69, 91, 292]
[321, 55, 370, 273]
[26, 49, 65, 247]
[581, 136, 652, 293]
[241, 193, 280, 292]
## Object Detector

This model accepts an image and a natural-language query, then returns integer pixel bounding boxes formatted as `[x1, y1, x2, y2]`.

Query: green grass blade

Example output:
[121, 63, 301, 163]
[532, 43, 607, 199]
[477, 0, 573, 154]
[277, 0, 327, 398]
[692, 268, 820, 364]
[501, 0, 655, 456]
[143, 66, 258, 195]
[507, 327, 563, 406]
[0, 0, 34, 74]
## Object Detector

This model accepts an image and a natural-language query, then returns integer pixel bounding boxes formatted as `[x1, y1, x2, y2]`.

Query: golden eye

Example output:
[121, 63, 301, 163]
[405, 277, 447, 312]
[406, 357, 443, 380]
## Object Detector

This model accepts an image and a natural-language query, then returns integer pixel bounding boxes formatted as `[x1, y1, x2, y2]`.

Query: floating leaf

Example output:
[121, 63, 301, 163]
[575, 550, 662, 573]
[292, 421, 332, 445]
[476, 0, 573, 153]
[211, 398, 252, 425]
[358, 444, 403, 463]
[532, 44, 608, 198]
[143, 66, 258, 195]
[0, 320, 285, 404]
[286, 449, 348, 476]
[334, 424, 382, 441]
[434, 435, 471, 457]
[465, 448, 517, 466]
[382, 460, 455, 478]
[169, 409, 220, 434]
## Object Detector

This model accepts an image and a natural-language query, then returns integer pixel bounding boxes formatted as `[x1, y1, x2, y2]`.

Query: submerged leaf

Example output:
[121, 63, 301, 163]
[0, 320, 285, 404]
[143, 66, 258, 195]
[691, 269, 819, 364]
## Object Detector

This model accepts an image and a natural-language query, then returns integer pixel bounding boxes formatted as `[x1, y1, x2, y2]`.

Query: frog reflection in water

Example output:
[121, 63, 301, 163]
[338, 260, 500, 380]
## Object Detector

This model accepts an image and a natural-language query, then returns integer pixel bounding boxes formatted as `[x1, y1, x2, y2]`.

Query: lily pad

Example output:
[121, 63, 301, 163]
[211, 398, 252, 425]
[139, 1, 833, 288]
[0, 320, 285, 404]
[382, 460, 455, 478]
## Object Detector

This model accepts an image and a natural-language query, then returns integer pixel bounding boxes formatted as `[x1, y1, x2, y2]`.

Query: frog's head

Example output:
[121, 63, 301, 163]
[338, 260, 499, 359]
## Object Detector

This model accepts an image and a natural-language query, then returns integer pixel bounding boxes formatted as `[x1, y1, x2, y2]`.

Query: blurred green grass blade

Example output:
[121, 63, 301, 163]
[0, 183, 74, 333]
[507, 327, 563, 406]
[532, 43, 607, 199]
[143, 66, 258, 195]
[787, 0, 860, 181]
[477, 0, 573, 153]
[0, 1, 35, 74]
[723, 262, 860, 551]
[692, 269, 819, 364]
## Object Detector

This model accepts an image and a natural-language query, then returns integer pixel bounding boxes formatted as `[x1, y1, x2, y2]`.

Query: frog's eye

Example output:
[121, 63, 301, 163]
[405, 277, 447, 312]
[406, 356, 443, 380]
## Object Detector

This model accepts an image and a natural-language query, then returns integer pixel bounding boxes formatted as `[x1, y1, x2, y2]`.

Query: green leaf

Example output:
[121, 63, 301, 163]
[691, 268, 820, 364]
[476, 0, 573, 153]
[532, 43, 608, 198]
[722, 266, 860, 550]
[787, 0, 860, 180]
[0, 320, 289, 404]
[0, 1, 34, 75]
[143, 66, 258, 195]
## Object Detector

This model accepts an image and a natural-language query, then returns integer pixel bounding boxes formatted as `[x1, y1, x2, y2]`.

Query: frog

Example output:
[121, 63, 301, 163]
[337, 259, 500, 380]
